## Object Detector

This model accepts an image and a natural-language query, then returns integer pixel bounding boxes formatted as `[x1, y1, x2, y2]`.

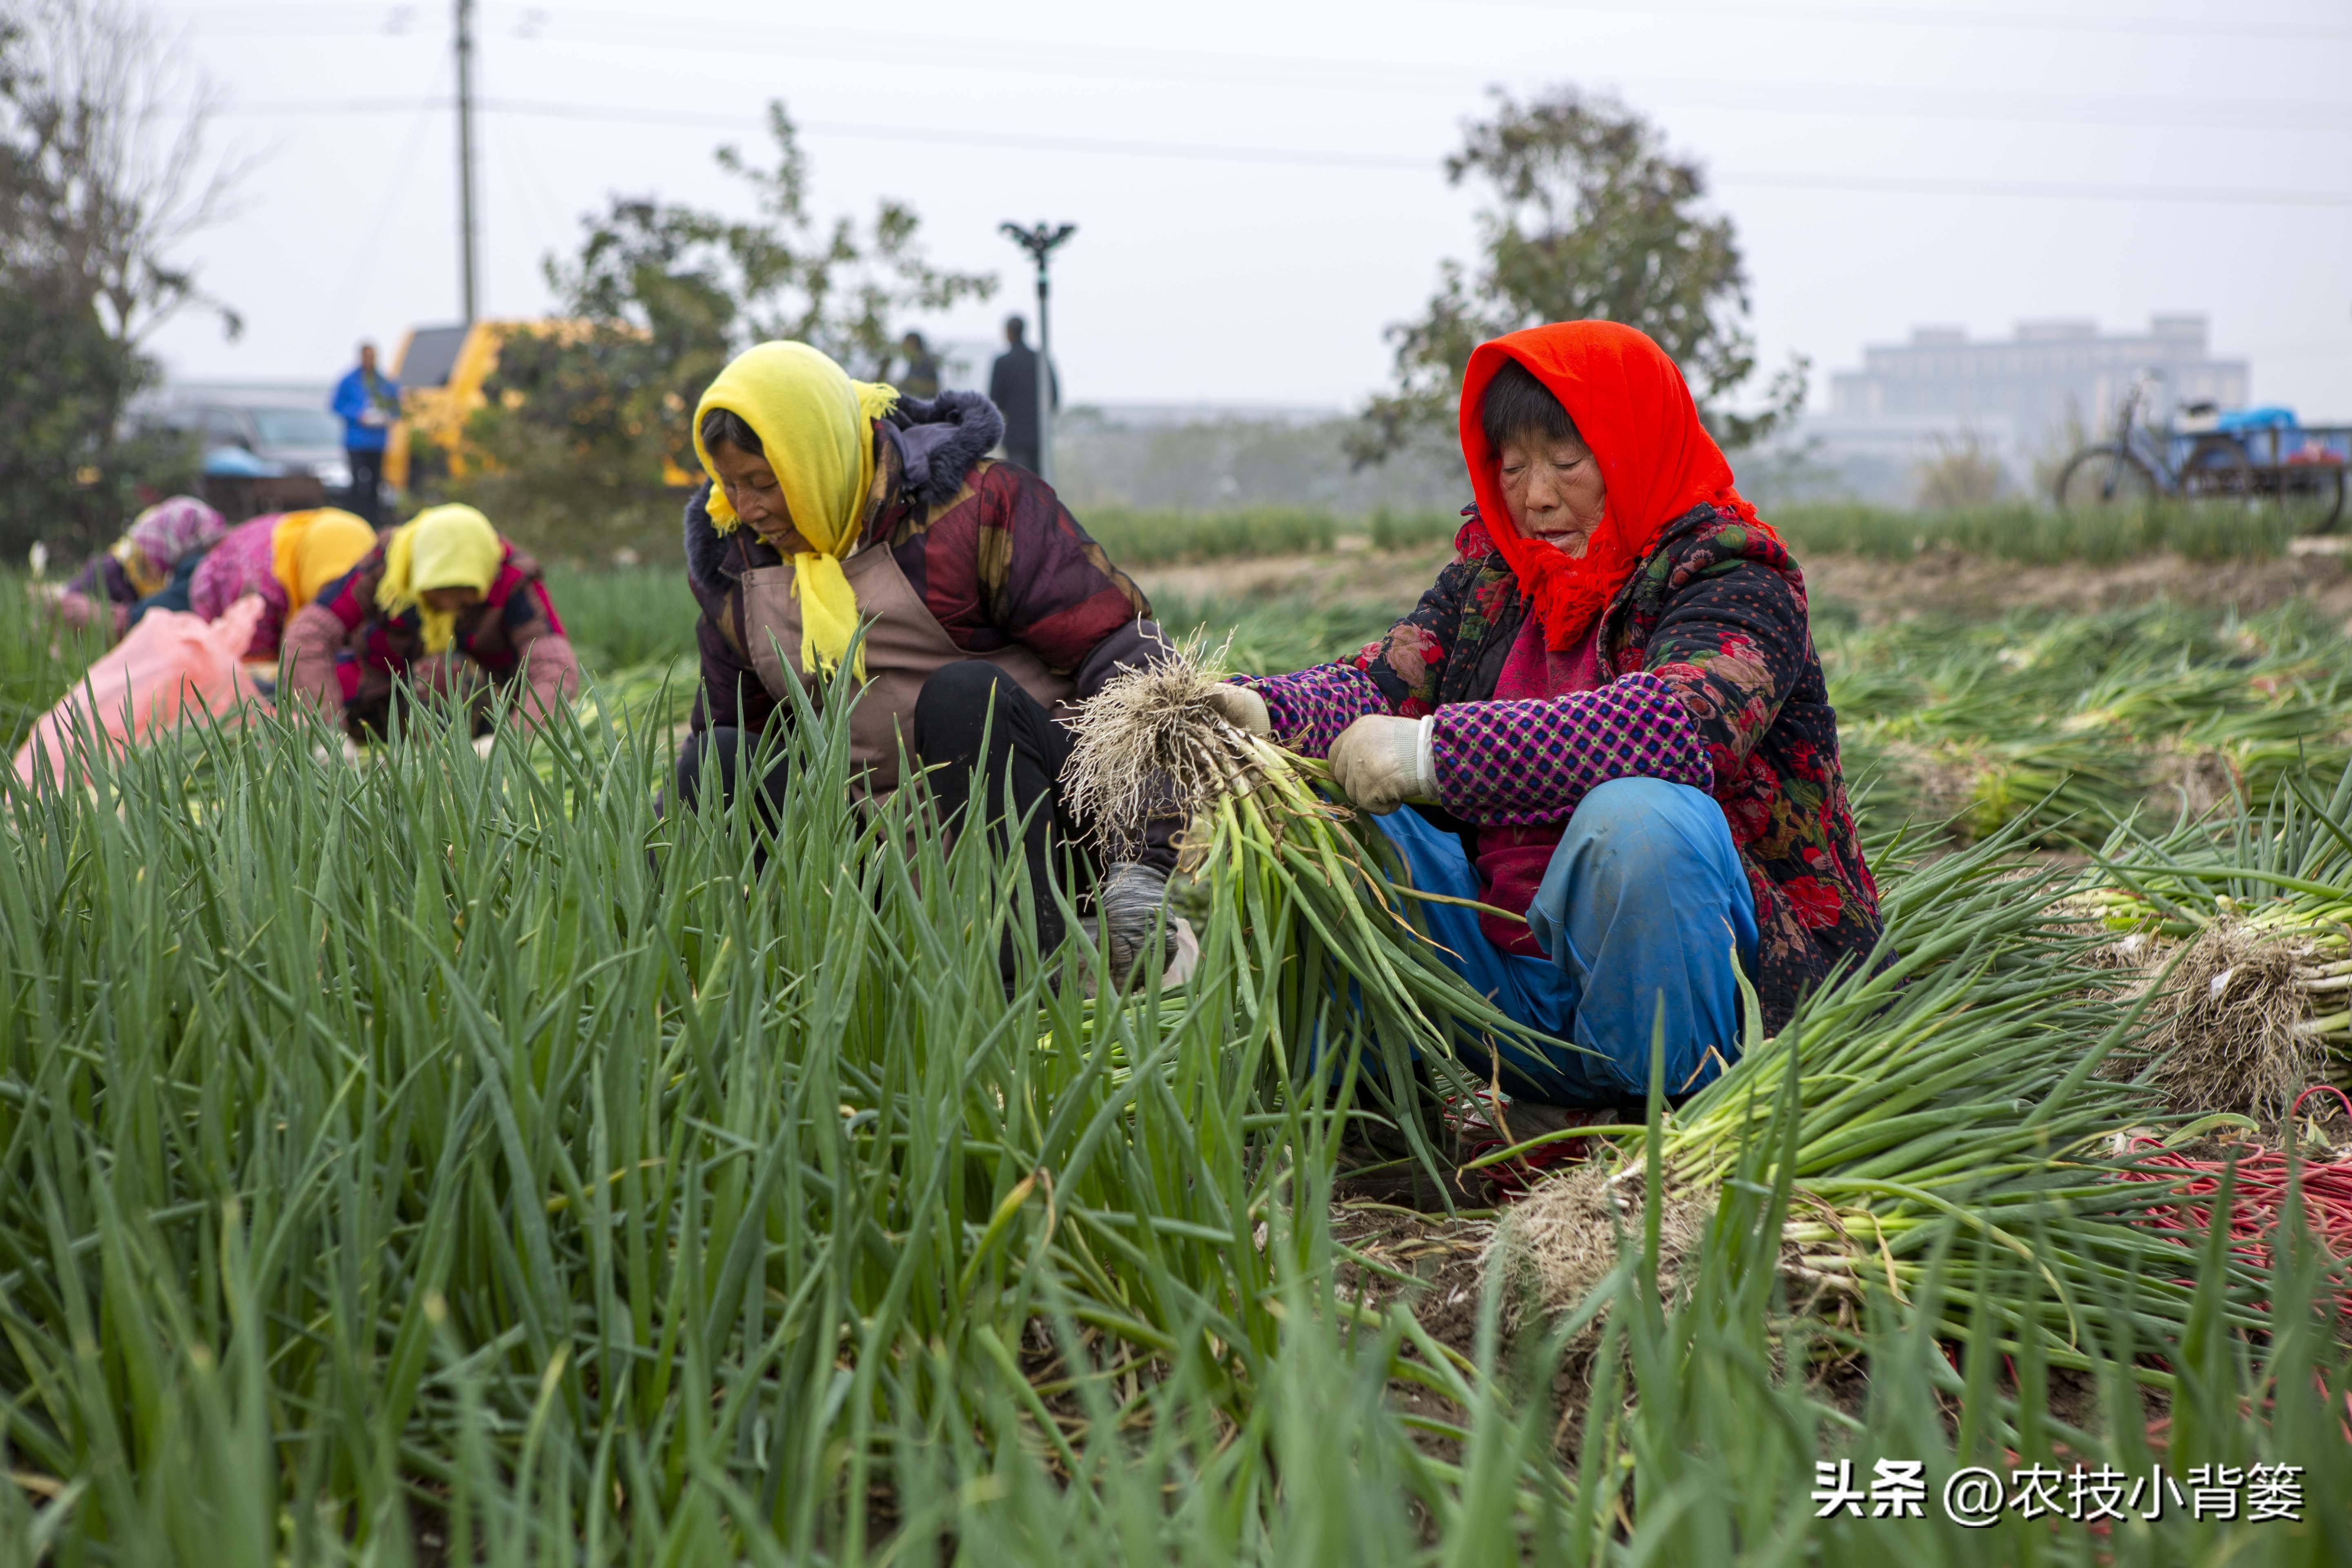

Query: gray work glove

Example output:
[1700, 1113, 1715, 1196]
[1203, 682, 1271, 737]
[1327, 714, 1438, 815]
[1096, 862, 1172, 989]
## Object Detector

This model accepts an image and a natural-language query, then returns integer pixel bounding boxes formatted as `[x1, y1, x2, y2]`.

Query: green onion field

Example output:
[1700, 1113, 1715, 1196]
[0, 543, 2348, 1564]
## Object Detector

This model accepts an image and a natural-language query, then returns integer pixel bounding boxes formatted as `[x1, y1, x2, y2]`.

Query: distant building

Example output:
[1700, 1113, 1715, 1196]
[1830, 315, 2247, 449]
[1750, 315, 2253, 507]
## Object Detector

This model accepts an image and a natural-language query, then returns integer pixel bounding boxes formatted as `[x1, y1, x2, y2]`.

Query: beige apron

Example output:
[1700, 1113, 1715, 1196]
[741, 538, 1077, 796]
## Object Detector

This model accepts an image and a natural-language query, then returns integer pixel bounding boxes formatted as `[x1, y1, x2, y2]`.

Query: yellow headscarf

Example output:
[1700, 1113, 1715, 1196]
[269, 508, 379, 613]
[691, 342, 899, 677]
[376, 504, 504, 653]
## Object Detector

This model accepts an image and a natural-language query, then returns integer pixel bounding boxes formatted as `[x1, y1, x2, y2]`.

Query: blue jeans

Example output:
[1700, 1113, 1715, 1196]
[1374, 778, 1759, 1107]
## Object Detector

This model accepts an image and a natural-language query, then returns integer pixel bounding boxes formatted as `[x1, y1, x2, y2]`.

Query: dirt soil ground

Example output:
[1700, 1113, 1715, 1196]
[1137, 537, 2352, 626]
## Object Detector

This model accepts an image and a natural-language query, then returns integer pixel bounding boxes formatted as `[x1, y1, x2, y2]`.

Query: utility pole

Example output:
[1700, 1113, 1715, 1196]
[998, 221, 1076, 484]
[454, 0, 480, 323]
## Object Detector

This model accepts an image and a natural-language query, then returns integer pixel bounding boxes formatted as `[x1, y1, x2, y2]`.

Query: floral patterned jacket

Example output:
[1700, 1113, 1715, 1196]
[1251, 503, 1880, 1033]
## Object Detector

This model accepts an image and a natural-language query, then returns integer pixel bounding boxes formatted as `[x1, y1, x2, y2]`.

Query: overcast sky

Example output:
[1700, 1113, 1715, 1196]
[143, 0, 2352, 419]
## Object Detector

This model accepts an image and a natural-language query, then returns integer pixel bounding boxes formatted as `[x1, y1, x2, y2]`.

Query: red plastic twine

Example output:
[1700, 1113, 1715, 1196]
[2112, 1088, 2352, 1323]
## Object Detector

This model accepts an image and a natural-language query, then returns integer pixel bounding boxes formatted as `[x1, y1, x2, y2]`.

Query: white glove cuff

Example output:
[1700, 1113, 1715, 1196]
[1414, 714, 1437, 802]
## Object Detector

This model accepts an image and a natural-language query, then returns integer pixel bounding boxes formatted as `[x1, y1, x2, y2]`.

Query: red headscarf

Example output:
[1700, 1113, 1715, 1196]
[1458, 320, 1774, 651]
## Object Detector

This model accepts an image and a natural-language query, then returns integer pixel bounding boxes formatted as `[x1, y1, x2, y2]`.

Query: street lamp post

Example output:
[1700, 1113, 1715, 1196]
[998, 221, 1076, 484]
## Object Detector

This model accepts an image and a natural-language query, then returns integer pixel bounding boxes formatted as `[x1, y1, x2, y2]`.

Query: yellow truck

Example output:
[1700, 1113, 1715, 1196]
[384, 320, 696, 492]
[383, 321, 511, 492]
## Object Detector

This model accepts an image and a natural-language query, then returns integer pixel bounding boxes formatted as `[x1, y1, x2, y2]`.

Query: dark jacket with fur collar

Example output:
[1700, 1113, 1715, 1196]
[685, 389, 1161, 737]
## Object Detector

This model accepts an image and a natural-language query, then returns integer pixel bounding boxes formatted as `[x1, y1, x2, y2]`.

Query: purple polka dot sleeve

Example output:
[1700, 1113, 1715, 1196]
[1429, 671, 1714, 826]
[1231, 664, 1388, 759]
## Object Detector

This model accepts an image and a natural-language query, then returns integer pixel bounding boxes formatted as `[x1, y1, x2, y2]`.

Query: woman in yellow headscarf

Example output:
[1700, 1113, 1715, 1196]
[281, 503, 579, 742]
[681, 339, 1183, 981]
[184, 507, 379, 660]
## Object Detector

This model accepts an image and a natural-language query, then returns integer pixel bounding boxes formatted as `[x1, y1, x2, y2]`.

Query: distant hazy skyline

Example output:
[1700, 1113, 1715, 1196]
[144, 0, 2352, 425]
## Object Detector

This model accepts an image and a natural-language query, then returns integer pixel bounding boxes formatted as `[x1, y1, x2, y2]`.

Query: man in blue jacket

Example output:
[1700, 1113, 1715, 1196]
[330, 341, 399, 526]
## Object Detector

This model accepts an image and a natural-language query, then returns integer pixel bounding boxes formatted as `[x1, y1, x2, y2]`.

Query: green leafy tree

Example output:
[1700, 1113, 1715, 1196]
[455, 102, 995, 559]
[0, 0, 230, 556]
[1350, 87, 1806, 466]
[0, 270, 198, 557]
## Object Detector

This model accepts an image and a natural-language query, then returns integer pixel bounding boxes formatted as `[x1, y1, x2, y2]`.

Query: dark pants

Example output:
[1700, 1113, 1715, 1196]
[675, 662, 1100, 953]
[346, 447, 385, 527]
[671, 723, 795, 829]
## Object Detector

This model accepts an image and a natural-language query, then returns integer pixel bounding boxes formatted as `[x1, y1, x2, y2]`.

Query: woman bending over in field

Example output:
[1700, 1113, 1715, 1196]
[45, 496, 227, 638]
[680, 341, 1176, 979]
[1208, 321, 1882, 1109]
[185, 507, 379, 662]
[281, 503, 580, 747]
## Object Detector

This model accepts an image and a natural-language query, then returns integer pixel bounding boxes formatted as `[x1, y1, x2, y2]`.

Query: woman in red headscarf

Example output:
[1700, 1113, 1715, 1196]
[1211, 321, 1880, 1109]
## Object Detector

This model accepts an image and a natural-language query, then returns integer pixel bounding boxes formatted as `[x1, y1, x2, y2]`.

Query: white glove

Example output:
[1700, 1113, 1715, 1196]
[472, 733, 497, 760]
[1203, 683, 1271, 737]
[1327, 715, 1437, 815]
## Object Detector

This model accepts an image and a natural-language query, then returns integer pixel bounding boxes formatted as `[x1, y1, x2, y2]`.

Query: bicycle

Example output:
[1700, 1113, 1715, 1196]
[2054, 372, 2346, 532]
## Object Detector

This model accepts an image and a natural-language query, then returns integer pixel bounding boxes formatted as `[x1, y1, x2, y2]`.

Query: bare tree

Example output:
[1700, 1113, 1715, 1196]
[1, 0, 251, 345]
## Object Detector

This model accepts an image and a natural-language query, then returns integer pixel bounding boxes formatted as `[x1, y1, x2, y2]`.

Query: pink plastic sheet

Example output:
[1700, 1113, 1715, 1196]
[13, 595, 268, 788]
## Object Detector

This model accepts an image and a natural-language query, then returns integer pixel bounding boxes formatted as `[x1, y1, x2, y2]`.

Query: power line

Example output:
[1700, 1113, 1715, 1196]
[201, 70, 2352, 138]
[1713, 168, 2352, 209]
[158, 0, 2352, 45]
[323, 62, 448, 330]
[205, 95, 2352, 209]
[1449, 0, 2352, 42]
[187, 10, 2352, 132]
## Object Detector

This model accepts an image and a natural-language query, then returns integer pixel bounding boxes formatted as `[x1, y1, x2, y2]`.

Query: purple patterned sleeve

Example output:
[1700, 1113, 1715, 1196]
[1232, 664, 1388, 759]
[1430, 671, 1714, 826]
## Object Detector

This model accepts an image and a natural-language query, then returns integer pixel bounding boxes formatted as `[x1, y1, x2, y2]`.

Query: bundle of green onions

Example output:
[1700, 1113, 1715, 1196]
[1825, 602, 2352, 844]
[1061, 644, 1552, 1169]
[1480, 838, 2273, 1369]
[2087, 764, 2352, 1103]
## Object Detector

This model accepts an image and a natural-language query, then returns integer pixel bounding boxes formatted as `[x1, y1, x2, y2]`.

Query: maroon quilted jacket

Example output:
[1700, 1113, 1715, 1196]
[684, 390, 1157, 737]
[282, 539, 579, 739]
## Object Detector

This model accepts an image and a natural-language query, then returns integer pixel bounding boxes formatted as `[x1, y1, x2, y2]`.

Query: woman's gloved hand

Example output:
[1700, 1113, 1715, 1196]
[1203, 682, 1271, 737]
[1327, 714, 1437, 815]
[1095, 862, 1172, 988]
[472, 733, 497, 760]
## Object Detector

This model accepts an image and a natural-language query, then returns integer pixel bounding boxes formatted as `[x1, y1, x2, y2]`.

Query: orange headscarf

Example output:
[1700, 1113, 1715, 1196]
[1458, 320, 1775, 652]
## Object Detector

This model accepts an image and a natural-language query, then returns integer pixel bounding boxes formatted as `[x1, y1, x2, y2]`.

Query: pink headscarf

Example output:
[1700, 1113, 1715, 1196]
[125, 496, 228, 570]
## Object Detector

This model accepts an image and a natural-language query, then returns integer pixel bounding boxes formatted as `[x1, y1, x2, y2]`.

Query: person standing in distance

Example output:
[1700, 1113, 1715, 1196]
[986, 314, 1058, 473]
[330, 341, 400, 526]
[896, 331, 942, 400]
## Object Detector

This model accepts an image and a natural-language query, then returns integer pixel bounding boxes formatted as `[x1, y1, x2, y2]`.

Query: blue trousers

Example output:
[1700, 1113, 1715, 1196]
[1374, 778, 1759, 1107]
